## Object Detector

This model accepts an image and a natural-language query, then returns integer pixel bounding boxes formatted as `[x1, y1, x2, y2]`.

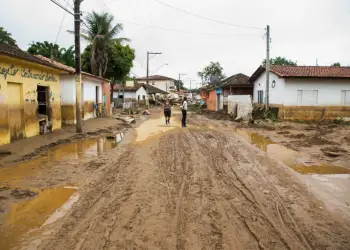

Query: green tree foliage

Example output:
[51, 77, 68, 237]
[331, 62, 341, 67]
[174, 80, 185, 91]
[197, 62, 225, 83]
[27, 41, 75, 67]
[0, 27, 18, 47]
[82, 12, 130, 77]
[263, 56, 297, 66]
[82, 43, 135, 81]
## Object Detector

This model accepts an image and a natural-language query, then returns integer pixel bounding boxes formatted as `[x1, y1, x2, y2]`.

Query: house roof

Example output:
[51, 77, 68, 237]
[0, 44, 71, 72]
[36, 55, 110, 82]
[112, 84, 145, 92]
[249, 65, 350, 83]
[221, 73, 251, 87]
[144, 84, 168, 94]
[136, 75, 175, 81]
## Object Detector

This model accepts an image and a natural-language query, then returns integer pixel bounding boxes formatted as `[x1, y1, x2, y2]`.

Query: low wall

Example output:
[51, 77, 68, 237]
[283, 106, 350, 121]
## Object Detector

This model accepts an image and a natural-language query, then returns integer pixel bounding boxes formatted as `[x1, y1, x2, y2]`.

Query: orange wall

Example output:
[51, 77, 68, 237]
[207, 90, 217, 111]
[102, 81, 111, 115]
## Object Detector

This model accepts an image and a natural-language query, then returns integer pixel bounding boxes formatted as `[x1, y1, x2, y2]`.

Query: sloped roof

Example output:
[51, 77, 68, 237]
[221, 73, 250, 87]
[36, 55, 110, 82]
[144, 84, 168, 94]
[0, 44, 70, 72]
[249, 65, 350, 83]
[136, 75, 175, 81]
[112, 84, 144, 92]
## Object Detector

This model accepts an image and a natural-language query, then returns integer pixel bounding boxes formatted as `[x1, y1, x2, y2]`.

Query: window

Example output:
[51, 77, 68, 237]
[258, 90, 264, 104]
[297, 90, 318, 105]
[341, 90, 350, 105]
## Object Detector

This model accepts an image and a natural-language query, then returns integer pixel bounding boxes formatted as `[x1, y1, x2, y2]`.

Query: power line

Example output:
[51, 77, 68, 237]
[154, 0, 261, 30]
[49, 0, 74, 16]
[95, 0, 108, 12]
[60, 0, 74, 10]
[54, 0, 71, 44]
[116, 19, 261, 37]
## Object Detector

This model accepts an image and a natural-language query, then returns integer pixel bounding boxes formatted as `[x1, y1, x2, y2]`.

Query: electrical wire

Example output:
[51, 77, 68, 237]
[95, 0, 108, 12]
[154, 0, 261, 30]
[54, 0, 71, 44]
[60, 0, 74, 10]
[116, 19, 261, 37]
[49, 0, 74, 16]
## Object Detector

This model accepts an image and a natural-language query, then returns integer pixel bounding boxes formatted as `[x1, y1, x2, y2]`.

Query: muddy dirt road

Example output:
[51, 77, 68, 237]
[15, 113, 350, 249]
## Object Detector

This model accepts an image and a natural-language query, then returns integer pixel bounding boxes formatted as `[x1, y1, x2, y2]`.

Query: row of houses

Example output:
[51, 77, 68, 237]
[201, 65, 350, 120]
[0, 44, 173, 146]
[0, 44, 113, 145]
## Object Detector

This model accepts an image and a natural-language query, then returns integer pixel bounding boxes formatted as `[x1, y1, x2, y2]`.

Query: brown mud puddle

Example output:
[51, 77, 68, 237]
[0, 135, 122, 186]
[0, 186, 78, 250]
[235, 129, 350, 175]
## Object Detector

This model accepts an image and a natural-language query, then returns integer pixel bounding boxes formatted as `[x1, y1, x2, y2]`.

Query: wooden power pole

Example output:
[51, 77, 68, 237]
[265, 25, 270, 110]
[74, 0, 83, 133]
[146, 51, 162, 85]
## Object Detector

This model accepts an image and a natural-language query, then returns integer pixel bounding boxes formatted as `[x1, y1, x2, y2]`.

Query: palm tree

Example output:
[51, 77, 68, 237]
[27, 41, 61, 60]
[82, 12, 130, 77]
[59, 45, 75, 67]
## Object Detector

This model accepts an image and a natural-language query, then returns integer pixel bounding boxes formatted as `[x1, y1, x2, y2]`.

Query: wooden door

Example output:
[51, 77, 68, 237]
[7, 83, 24, 141]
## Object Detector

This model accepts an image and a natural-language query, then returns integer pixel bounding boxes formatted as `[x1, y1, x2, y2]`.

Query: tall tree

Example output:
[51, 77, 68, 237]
[0, 27, 18, 47]
[27, 42, 75, 67]
[82, 12, 130, 77]
[263, 56, 297, 66]
[197, 62, 225, 83]
[331, 62, 341, 67]
[82, 42, 135, 82]
[0, 27, 17, 47]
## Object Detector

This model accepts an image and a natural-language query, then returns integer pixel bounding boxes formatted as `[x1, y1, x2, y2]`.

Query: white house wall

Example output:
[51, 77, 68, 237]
[136, 87, 147, 100]
[82, 75, 103, 121]
[138, 80, 175, 92]
[60, 74, 75, 105]
[253, 71, 285, 105]
[113, 87, 148, 100]
[284, 78, 350, 106]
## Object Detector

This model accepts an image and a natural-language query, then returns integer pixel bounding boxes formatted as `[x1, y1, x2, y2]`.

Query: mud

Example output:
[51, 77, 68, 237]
[10, 189, 38, 199]
[13, 113, 348, 250]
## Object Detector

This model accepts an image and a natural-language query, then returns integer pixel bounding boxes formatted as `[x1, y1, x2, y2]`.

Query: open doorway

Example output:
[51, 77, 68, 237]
[37, 85, 51, 133]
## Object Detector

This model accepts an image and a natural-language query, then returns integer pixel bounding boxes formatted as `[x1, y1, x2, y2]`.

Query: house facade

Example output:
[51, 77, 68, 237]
[0, 45, 66, 145]
[200, 73, 252, 112]
[250, 65, 350, 120]
[112, 84, 148, 103]
[136, 75, 175, 92]
[36, 56, 111, 124]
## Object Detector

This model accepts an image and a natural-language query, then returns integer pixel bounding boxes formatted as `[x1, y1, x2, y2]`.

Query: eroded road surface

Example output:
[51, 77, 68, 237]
[31, 113, 350, 250]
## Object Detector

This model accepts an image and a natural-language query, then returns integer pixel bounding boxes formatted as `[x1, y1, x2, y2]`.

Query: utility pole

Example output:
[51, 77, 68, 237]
[146, 51, 162, 85]
[178, 73, 186, 91]
[265, 25, 270, 110]
[74, 0, 83, 133]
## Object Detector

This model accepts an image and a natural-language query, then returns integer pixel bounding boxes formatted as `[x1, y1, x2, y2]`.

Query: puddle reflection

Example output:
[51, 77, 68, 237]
[235, 129, 350, 175]
[0, 137, 118, 186]
[0, 186, 77, 250]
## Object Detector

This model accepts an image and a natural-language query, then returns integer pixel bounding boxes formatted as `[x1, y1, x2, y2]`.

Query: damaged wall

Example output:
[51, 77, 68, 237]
[0, 55, 62, 145]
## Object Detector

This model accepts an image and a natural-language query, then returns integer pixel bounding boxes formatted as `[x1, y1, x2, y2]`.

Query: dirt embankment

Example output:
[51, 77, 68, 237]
[29, 114, 350, 250]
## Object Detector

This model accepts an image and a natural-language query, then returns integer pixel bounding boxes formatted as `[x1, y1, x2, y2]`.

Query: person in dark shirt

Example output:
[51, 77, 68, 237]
[164, 99, 171, 125]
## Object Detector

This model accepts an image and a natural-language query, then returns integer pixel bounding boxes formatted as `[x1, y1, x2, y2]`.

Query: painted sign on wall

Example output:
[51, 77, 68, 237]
[0, 64, 58, 82]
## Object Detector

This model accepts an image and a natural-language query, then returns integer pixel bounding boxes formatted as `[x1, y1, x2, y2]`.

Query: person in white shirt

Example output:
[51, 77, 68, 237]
[181, 97, 188, 127]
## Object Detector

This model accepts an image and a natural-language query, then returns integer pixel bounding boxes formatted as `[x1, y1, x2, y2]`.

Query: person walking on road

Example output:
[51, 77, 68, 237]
[164, 99, 172, 125]
[181, 97, 188, 127]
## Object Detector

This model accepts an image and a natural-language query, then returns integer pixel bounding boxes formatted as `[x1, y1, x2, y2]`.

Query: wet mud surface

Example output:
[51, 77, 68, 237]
[18, 113, 349, 250]
[0, 111, 350, 249]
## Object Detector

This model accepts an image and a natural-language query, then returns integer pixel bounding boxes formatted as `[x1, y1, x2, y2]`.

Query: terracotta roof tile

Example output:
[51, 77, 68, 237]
[136, 75, 175, 81]
[269, 65, 350, 78]
[0, 44, 71, 72]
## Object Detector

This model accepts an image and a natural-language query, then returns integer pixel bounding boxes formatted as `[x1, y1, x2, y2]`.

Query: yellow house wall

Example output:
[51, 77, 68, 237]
[0, 55, 62, 145]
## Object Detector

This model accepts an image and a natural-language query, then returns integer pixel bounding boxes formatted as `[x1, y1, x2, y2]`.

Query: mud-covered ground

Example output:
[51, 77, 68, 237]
[234, 120, 350, 170]
[11, 111, 348, 250]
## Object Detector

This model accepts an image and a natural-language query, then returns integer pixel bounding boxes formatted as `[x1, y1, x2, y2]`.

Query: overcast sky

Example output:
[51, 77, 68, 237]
[1, 0, 350, 88]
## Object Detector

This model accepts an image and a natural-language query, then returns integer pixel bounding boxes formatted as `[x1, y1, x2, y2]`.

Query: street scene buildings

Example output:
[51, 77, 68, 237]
[0, 1, 350, 249]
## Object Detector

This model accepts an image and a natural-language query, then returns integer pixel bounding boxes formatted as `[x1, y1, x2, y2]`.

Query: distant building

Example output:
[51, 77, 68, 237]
[200, 73, 251, 111]
[249, 65, 350, 120]
[136, 75, 176, 92]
